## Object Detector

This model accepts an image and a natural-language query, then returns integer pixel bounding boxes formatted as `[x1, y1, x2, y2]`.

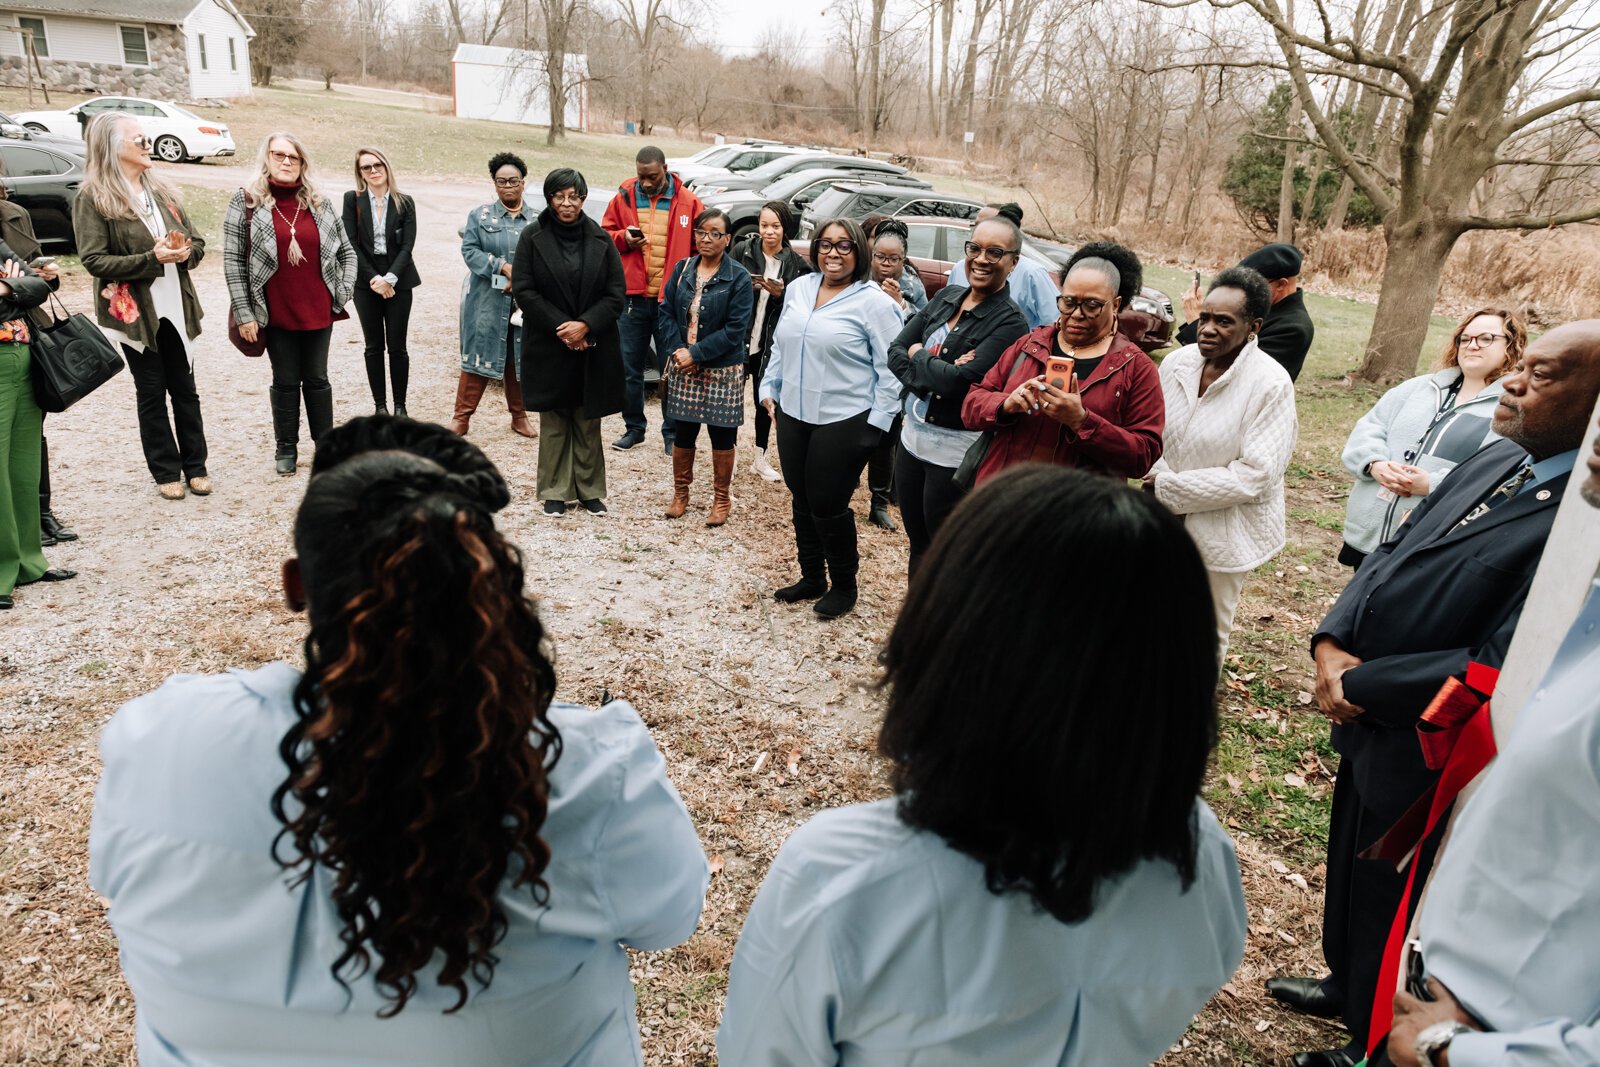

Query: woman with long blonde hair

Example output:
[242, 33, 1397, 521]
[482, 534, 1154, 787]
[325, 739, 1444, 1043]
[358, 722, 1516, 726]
[341, 146, 419, 416]
[223, 132, 356, 475]
[72, 112, 212, 500]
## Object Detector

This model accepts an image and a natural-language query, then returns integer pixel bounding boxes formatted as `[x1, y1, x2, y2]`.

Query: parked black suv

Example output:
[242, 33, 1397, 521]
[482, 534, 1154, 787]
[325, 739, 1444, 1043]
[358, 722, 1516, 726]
[701, 170, 931, 241]
[798, 183, 983, 237]
[689, 154, 911, 196]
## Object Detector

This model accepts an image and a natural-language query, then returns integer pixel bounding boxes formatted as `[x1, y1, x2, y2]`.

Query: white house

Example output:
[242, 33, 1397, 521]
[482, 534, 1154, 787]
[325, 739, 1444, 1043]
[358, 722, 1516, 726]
[0, 0, 253, 100]
[452, 44, 588, 132]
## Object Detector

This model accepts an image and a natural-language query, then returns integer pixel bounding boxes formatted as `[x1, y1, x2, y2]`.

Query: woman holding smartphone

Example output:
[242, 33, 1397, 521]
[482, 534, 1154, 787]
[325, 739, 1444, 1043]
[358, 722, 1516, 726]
[75, 113, 213, 500]
[454, 153, 536, 439]
[342, 147, 418, 416]
[961, 242, 1164, 489]
[732, 201, 811, 483]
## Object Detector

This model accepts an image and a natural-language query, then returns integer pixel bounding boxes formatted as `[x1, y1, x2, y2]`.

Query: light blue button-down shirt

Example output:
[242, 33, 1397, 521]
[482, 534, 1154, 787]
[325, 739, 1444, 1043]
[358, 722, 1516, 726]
[89, 664, 709, 1067]
[760, 273, 904, 431]
[717, 797, 1246, 1066]
[1419, 576, 1600, 1066]
[949, 254, 1059, 329]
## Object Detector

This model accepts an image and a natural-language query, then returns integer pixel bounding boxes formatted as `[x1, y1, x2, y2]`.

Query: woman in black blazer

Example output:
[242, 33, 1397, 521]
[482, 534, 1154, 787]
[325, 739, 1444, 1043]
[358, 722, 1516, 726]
[342, 147, 419, 415]
[732, 200, 811, 482]
[511, 168, 626, 515]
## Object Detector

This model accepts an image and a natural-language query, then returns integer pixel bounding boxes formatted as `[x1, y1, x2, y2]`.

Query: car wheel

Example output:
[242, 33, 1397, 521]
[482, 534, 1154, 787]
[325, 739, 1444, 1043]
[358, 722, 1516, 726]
[732, 222, 757, 243]
[23, 123, 47, 133]
[153, 135, 187, 163]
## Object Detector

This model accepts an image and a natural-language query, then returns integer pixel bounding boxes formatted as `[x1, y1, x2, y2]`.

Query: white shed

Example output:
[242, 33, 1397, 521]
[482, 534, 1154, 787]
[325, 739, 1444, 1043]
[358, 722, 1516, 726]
[451, 44, 587, 131]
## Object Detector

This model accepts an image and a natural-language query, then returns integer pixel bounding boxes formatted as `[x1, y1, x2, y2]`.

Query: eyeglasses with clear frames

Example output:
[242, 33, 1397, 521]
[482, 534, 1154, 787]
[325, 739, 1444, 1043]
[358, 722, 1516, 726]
[1459, 332, 1507, 349]
[550, 191, 584, 205]
[270, 150, 302, 165]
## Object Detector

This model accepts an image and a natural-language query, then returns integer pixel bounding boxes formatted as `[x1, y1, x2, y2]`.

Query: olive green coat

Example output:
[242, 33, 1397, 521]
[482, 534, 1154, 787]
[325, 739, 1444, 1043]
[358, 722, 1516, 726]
[72, 190, 205, 349]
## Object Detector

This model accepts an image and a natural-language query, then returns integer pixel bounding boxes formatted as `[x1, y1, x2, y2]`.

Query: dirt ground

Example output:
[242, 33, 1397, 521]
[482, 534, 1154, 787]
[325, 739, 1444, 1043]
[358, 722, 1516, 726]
[1, 173, 1345, 1064]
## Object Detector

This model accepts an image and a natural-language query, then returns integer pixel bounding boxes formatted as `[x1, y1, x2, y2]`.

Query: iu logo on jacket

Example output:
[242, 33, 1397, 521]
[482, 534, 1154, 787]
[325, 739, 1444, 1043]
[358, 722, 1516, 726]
[679, 213, 689, 228]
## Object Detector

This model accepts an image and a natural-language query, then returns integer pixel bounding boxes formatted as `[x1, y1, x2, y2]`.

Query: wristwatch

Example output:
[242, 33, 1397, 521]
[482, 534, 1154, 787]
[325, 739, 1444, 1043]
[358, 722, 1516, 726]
[1415, 1020, 1473, 1065]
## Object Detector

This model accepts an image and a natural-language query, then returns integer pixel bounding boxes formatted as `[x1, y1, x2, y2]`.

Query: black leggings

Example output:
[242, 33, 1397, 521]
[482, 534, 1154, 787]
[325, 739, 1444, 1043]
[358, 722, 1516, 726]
[895, 448, 966, 576]
[775, 408, 881, 517]
[266, 326, 332, 391]
[352, 286, 412, 408]
[673, 420, 736, 450]
[747, 356, 771, 450]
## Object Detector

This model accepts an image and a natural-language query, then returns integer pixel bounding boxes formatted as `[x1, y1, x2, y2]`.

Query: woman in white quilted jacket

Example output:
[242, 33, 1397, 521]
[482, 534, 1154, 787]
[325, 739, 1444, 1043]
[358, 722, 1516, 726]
[1143, 266, 1298, 664]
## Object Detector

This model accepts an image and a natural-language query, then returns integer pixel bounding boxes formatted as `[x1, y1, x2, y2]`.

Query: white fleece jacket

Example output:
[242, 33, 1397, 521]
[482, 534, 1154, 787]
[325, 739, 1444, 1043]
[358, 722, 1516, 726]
[1150, 340, 1299, 573]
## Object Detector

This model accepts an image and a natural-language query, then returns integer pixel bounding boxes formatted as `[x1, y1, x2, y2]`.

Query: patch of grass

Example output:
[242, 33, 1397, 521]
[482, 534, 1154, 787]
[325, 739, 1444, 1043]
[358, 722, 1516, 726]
[1287, 506, 1345, 532]
[76, 659, 109, 676]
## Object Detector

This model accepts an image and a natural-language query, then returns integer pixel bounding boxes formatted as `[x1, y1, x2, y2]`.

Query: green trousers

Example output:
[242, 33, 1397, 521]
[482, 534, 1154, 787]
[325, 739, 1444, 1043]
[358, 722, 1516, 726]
[537, 409, 606, 503]
[0, 343, 47, 595]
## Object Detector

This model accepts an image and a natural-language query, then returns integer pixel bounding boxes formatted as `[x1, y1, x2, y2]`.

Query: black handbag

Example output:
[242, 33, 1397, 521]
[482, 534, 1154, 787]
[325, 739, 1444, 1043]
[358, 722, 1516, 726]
[29, 293, 125, 413]
[951, 344, 1037, 492]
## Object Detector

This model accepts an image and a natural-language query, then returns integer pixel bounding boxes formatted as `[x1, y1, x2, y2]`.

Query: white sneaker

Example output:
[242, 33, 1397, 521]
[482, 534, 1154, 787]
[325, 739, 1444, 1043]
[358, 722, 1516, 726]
[751, 448, 781, 482]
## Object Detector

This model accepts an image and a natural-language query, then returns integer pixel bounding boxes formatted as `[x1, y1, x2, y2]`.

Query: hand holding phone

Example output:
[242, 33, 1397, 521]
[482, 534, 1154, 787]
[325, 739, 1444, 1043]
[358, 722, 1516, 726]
[1044, 354, 1075, 392]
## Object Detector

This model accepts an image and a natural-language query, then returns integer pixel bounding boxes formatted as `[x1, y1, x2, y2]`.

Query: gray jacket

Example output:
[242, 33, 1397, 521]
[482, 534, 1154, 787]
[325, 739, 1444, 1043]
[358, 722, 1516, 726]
[222, 188, 355, 327]
[1341, 367, 1504, 553]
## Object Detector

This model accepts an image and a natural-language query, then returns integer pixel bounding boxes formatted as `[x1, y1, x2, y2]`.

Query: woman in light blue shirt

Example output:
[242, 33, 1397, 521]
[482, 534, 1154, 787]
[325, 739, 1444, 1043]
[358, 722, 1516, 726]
[759, 216, 902, 620]
[89, 416, 708, 1067]
[719, 466, 1248, 1066]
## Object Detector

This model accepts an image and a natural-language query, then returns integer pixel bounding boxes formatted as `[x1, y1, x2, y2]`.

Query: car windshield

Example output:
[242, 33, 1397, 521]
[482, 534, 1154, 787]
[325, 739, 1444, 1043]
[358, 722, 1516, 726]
[742, 155, 835, 182]
[694, 145, 743, 167]
[168, 104, 201, 120]
[805, 186, 857, 220]
[765, 171, 850, 199]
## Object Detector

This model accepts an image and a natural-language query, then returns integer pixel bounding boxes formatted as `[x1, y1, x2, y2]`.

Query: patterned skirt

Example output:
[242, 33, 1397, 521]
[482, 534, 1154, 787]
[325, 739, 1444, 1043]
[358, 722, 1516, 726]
[662, 361, 746, 428]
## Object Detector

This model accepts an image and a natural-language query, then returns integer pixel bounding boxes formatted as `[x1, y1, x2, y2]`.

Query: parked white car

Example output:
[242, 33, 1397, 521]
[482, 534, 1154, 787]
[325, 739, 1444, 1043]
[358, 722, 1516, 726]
[13, 96, 235, 162]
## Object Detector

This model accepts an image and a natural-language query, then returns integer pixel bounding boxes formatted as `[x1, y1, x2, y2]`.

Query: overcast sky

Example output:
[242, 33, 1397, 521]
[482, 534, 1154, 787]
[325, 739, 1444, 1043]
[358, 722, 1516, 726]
[711, 1, 829, 55]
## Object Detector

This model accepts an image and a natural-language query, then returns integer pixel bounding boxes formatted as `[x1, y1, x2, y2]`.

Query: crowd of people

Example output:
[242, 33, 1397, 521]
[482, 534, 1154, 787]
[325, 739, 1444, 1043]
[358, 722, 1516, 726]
[2, 131, 1595, 1067]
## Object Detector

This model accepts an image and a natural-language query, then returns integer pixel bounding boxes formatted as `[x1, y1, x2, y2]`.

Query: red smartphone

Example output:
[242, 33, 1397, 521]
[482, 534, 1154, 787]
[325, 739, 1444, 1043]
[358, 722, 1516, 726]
[1044, 355, 1074, 392]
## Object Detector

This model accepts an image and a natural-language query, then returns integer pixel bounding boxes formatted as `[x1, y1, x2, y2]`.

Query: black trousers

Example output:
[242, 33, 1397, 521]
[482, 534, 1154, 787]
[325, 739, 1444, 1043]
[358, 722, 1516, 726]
[352, 283, 412, 408]
[39, 425, 50, 510]
[776, 408, 880, 518]
[895, 449, 965, 577]
[122, 318, 207, 484]
[866, 413, 903, 503]
[266, 326, 332, 392]
[674, 420, 736, 450]
[747, 356, 771, 450]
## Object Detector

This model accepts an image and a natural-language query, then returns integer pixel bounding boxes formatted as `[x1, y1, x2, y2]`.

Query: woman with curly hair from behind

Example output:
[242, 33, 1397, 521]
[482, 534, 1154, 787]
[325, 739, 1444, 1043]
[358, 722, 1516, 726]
[88, 415, 708, 1065]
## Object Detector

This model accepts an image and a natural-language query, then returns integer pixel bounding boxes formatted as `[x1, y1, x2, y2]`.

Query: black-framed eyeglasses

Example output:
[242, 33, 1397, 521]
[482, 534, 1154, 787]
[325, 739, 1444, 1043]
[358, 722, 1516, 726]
[965, 241, 1019, 263]
[494, 177, 525, 188]
[1057, 296, 1108, 317]
[550, 191, 585, 205]
[871, 251, 904, 266]
[359, 161, 387, 173]
[694, 228, 729, 240]
[816, 238, 856, 255]
[1459, 332, 1507, 349]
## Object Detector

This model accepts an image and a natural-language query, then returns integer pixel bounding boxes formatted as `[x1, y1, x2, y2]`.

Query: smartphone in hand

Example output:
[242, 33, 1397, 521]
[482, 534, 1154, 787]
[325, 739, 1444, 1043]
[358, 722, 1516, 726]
[627, 225, 644, 241]
[1044, 355, 1075, 392]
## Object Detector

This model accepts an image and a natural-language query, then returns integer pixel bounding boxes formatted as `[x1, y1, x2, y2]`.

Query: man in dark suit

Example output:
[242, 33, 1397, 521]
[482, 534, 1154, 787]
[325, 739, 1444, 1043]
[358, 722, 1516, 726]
[1270, 320, 1600, 1067]
[1178, 242, 1316, 380]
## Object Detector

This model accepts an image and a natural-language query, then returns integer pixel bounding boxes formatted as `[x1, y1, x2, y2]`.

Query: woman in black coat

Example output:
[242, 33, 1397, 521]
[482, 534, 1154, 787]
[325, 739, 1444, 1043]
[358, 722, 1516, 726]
[732, 200, 811, 482]
[342, 147, 419, 415]
[511, 168, 625, 515]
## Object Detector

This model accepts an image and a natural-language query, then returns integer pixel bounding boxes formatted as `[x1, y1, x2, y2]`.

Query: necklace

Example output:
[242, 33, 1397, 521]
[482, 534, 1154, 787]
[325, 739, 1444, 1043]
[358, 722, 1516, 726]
[273, 198, 307, 266]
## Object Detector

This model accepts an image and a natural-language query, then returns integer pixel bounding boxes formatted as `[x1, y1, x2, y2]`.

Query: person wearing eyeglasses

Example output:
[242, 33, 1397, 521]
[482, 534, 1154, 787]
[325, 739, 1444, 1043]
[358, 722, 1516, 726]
[860, 218, 923, 532]
[962, 240, 1164, 489]
[760, 217, 902, 619]
[1143, 267, 1298, 664]
[511, 169, 626, 516]
[75, 113, 212, 500]
[732, 200, 813, 484]
[224, 132, 357, 477]
[657, 208, 753, 526]
[453, 153, 537, 441]
[946, 203, 1059, 329]
[342, 147, 419, 417]
[1337, 307, 1522, 569]
[887, 217, 1030, 576]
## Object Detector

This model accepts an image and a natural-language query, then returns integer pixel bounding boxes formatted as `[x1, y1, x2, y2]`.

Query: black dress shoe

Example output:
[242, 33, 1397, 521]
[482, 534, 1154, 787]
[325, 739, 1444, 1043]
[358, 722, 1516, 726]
[1266, 976, 1344, 1019]
[611, 430, 644, 451]
[1288, 1045, 1360, 1067]
[579, 498, 607, 514]
[20, 567, 76, 585]
[868, 505, 898, 531]
[0, 593, 12, 609]
[543, 500, 568, 515]
[41, 510, 77, 543]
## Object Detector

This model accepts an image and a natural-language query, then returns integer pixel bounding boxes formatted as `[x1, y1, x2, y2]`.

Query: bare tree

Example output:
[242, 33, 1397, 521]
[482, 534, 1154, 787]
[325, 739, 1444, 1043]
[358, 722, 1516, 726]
[536, 0, 586, 144]
[1145, 0, 1600, 382]
[613, 0, 696, 133]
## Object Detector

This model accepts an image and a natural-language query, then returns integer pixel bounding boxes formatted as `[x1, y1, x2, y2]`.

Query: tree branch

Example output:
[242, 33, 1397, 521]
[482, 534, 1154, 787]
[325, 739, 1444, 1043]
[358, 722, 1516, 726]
[1456, 205, 1600, 230]
[1510, 87, 1600, 133]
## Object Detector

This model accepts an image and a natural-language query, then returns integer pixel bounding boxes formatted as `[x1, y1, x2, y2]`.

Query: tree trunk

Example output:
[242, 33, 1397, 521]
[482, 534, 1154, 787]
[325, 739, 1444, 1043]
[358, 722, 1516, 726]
[1360, 220, 1457, 383]
[1325, 173, 1355, 232]
[1277, 91, 1301, 243]
[936, 0, 955, 139]
[866, 0, 886, 135]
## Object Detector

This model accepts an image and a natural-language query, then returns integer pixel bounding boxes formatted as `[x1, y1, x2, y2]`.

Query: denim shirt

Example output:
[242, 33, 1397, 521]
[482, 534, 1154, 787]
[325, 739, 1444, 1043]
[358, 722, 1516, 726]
[459, 200, 532, 379]
[658, 254, 755, 370]
[759, 274, 903, 431]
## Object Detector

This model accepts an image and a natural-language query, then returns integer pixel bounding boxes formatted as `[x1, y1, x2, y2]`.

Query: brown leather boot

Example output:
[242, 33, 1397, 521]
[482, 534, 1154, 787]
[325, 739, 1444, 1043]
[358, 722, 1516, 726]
[664, 446, 695, 518]
[504, 355, 537, 438]
[707, 448, 735, 526]
[450, 372, 486, 435]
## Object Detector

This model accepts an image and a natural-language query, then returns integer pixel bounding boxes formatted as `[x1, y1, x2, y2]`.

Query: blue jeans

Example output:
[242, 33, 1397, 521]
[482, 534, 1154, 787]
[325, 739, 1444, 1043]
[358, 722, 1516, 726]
[619, 295, 672, 442]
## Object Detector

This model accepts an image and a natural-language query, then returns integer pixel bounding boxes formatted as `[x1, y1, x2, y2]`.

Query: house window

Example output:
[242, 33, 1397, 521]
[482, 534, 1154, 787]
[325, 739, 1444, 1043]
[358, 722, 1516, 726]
[120, 25, 149, 65]
[17, 16, 47, 58]
[228, 37, 236, 71]
[198, 33, 207, 70]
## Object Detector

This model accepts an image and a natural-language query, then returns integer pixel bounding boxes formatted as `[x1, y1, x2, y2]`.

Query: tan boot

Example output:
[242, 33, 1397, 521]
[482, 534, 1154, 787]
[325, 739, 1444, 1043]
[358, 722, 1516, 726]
[707, 448, 735, 526]
[504, 354, 537, 438]
[664, 446, 695, 518]
[450, 372, 486, 435]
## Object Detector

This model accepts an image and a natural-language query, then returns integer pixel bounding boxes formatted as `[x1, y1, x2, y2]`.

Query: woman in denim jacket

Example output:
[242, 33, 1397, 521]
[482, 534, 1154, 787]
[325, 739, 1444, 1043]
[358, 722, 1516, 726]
[453, 152, 535, 439]
[658, 208, 753, 527]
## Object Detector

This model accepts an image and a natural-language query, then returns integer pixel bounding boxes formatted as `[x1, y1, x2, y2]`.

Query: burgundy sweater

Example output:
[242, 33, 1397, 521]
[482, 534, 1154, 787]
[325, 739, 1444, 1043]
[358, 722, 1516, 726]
[263, 181, 329, 330]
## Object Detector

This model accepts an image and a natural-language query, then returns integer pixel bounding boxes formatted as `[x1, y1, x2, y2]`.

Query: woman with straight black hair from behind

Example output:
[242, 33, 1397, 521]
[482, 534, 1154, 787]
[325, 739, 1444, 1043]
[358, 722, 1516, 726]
[89, 415, 708, 1065]
[719, 465, 1247, 1065]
